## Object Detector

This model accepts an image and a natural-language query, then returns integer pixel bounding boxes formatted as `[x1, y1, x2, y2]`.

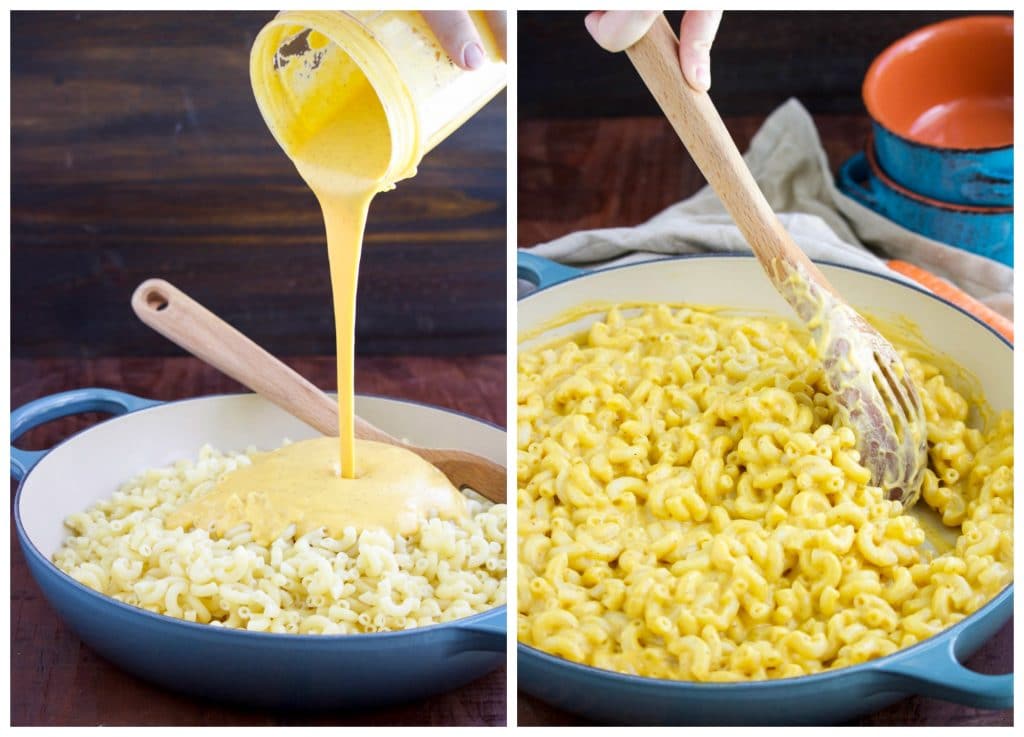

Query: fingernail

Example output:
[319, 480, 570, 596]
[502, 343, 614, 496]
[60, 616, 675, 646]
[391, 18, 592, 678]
[584, 13, 600, 39]
[694, 64, 711, 91]
[463, 42, 485, 70]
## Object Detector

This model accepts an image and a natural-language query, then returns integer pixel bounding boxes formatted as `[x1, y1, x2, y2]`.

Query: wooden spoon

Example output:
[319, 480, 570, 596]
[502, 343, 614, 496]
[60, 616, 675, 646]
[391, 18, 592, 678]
[625, 15, 927, 505]
[131, 278, 506, 503]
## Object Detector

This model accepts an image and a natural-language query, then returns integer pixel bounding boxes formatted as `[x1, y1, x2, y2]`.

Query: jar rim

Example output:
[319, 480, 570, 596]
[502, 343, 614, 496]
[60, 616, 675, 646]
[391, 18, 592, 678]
[249, 10, 421, 187]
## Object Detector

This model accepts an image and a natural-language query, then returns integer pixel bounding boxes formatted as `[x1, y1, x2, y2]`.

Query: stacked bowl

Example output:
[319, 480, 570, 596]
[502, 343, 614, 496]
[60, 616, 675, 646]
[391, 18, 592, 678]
[837, 15, 1013, 266]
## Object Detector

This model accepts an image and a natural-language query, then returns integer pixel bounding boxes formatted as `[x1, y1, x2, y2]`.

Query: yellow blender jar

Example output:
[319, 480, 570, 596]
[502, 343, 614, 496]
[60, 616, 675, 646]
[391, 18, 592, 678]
[250, 10, 506, 188]
[249, 11, 506, 480]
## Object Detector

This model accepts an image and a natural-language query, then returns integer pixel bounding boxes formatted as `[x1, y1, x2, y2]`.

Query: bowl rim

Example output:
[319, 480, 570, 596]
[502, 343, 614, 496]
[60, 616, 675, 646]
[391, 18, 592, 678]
[519, 253, 1013, 353]
[868, 117, 1012, 157]
[517, 582, 1012, 690]
[13, 391, 508, 642]
[864, 134, 1013, 214]
[516, 252, 1013, 688]
[862, 14, 1014, 152]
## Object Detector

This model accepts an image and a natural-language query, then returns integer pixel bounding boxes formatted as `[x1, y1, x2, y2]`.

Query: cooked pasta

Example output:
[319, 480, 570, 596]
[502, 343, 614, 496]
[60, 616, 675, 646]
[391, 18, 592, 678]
[54, 444, 507, 633]
[517, 303, 1012, 680]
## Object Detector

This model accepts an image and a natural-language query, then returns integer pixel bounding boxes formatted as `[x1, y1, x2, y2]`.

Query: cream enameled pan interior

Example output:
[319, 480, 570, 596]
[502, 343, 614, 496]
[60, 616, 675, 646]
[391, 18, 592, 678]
[20, 394, 505, 558]
[520, 257, 1012, 410]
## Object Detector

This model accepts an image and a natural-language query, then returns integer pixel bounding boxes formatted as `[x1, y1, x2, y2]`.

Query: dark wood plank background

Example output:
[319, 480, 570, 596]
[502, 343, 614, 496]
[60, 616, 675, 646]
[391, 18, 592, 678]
[517, 9, 1013, 728]
[518, 10, 1008, 119]
[11, 9, 508, 727]
[10, 355, 506, 726]
[12, 11, 506, 357]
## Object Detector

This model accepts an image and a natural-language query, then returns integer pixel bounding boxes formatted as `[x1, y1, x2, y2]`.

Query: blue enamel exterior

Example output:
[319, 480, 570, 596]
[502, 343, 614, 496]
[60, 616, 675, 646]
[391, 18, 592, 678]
[518, 585, 1010, 725]
[873, 122, 1013, 208]
[515, 252, 1013, 724]
[12, 389, 506, 710]
[837, 152, 1013, 266]
[10, 388, 161, 479]
[517, 251, 582, 288]
[517, 251, 585, 288]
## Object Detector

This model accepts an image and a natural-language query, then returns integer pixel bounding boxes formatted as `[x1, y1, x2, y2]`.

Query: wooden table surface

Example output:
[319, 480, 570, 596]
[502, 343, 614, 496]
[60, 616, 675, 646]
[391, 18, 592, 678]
[12, 11, 506, 359]
[10, 355, 506, 727]
[516, 113, 1013, 727]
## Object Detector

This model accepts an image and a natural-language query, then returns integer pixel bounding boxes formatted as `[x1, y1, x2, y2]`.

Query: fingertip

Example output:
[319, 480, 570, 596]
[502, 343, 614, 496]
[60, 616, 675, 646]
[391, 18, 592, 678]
[463, 42, 485, 71]
[422, 11, 485, 70]
[679, 50, 712, 92]
[584, 11, 602, 40]
[679, 9, 722, 91]
[691, 64, 711, 92]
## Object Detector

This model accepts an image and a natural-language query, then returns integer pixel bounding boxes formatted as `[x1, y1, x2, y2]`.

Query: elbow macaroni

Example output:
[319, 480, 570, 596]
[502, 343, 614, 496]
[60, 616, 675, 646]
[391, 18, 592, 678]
[517, 304, 1012, 680]
[54, 444, 506, 633]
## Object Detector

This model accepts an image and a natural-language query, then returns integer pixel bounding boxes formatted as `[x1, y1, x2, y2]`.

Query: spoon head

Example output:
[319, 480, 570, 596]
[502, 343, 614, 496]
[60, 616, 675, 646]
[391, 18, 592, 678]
[417, 447, 507, 504]
[819, 303, 929, 506]
[775, 260, 928, 507]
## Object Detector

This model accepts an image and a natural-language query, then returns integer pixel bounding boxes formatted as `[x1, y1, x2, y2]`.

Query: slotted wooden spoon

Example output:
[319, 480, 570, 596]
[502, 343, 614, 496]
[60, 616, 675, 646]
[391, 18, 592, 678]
[131, 278, 506, 503]
[626, 15, 927, 504]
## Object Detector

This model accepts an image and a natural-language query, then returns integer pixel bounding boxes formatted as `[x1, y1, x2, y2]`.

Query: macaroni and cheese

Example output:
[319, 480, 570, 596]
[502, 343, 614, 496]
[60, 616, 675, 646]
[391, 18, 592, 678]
[55, 443, 507, 633]
[517, 303, 1012, 680]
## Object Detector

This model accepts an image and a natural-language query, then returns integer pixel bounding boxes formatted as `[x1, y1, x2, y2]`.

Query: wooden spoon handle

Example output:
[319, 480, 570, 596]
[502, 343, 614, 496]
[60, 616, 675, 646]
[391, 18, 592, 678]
[130, 278, 397, 445]
[625, 14, 837, 296]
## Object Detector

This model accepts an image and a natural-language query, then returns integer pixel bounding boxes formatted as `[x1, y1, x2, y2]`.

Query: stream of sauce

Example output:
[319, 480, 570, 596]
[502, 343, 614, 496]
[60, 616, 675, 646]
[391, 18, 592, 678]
[169, 27, 466, 541]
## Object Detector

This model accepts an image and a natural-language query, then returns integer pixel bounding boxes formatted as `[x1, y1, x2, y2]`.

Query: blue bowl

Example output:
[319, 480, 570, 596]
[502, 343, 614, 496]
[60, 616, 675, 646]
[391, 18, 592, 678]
[872, 123, 1012, 208]
[863, 15, 1013, 207]
[837, 145, 1012, 266]
[11, 390, 507, 710]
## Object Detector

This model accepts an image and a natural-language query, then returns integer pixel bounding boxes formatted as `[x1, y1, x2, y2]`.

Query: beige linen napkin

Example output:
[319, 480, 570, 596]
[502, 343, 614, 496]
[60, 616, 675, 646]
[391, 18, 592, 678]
[523, 98, 1012, 319]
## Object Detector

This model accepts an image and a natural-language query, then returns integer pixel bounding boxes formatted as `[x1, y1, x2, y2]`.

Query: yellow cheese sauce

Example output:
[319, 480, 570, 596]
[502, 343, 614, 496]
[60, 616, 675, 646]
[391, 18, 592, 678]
[518, 298, 988, 554]
[280, 28, 391, 480]
[170, 25, 467, 541]
[517, 299, 1011, 679]
[165, 437, 466, 545]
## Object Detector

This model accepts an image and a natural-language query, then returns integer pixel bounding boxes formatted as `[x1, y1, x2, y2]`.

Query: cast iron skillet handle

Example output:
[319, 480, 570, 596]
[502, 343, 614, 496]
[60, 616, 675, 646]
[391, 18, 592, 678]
[10, 388, 161, 481]
[877, 627, 1013, 709]
[518, 251, 583, 291]
[450, 608, 506, 653]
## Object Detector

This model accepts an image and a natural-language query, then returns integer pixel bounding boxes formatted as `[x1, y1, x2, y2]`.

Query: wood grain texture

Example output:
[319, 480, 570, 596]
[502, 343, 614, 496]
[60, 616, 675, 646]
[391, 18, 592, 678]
[519, 114, 871, 249]
[10, 355, 506, 726]
[625, 16, 832, 293]
[516, 113, 1012, 725]
[518, 10, 1007, 119]
[11, 11, 506, 358]
[128, 279, 507, 500]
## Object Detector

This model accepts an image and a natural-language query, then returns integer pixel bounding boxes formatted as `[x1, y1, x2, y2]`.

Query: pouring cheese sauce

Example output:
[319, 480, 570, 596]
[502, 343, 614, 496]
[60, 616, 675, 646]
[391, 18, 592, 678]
[169, 26, 467, 541]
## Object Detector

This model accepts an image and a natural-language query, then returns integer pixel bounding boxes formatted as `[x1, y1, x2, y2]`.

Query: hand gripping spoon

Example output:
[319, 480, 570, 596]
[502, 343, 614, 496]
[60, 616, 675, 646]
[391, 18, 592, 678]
[625, 15, 927, 505]
[131, 279, 506, 503]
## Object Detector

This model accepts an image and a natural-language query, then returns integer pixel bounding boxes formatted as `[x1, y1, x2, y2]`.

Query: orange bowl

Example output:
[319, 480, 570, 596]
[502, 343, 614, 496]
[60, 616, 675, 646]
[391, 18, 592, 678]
[864, 15, 1013, 150]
